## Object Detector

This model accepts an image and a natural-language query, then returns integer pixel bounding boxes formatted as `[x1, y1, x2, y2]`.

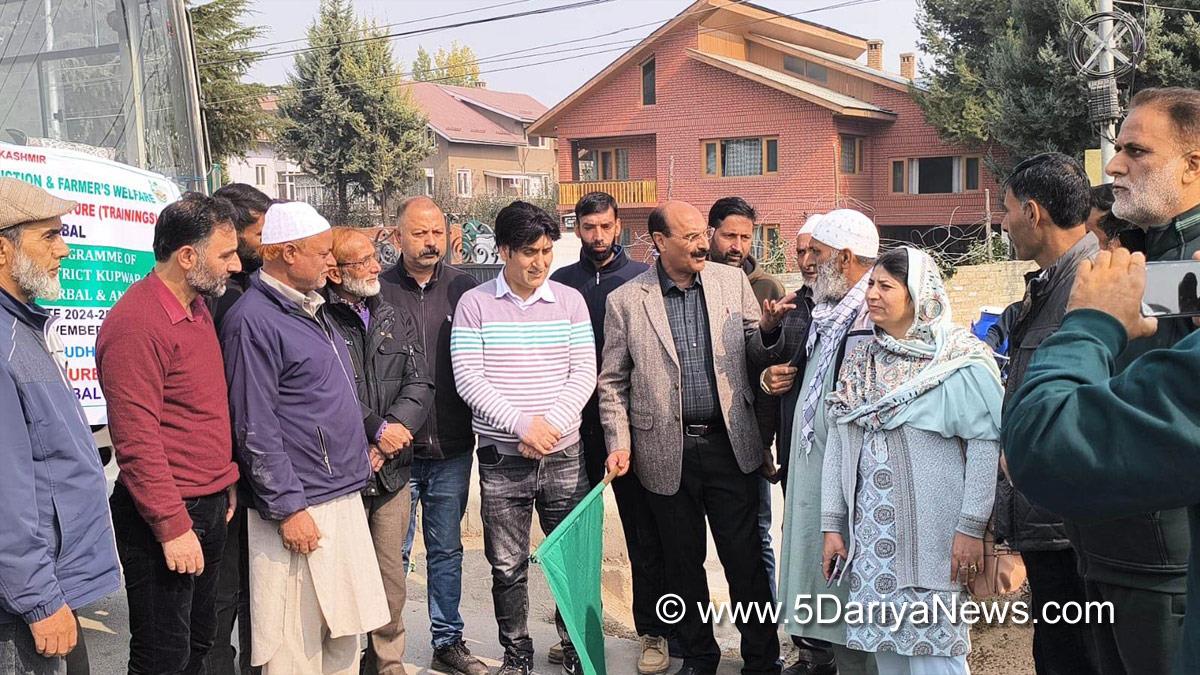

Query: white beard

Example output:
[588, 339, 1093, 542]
[12, 249, 62, 301]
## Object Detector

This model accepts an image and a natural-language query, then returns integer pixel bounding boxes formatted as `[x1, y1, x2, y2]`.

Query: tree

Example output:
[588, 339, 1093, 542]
[411, 47, 434, 81]
[412, 41, 482, 86]
[277, 0, 430, 221]
[190, 0, 272, 163]
[916, 0, 1200, 166]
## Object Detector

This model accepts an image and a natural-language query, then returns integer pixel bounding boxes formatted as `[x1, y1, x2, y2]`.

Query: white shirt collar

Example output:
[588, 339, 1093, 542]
[495, 268, 556, 309]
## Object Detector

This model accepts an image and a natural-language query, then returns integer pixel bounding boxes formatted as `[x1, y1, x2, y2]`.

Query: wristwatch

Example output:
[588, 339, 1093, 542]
[759, 369, 773, 395]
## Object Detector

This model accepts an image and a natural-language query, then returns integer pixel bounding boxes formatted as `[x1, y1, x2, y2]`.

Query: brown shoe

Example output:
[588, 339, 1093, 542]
[638, 635, 670, 674]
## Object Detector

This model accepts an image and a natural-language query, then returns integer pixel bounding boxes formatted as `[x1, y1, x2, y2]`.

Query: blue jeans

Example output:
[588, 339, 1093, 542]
[758, 477, 777, 601]
[402, 452, 474, 649]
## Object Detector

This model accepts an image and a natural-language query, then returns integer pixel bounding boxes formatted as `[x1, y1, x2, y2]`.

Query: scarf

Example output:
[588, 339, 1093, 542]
[798, 271, 870, 456]
[827, 247, 1002, 443]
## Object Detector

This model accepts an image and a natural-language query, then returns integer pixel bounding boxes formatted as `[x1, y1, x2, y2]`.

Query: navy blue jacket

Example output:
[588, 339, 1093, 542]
[0, 289, 119, 623]
[220, 272, 371, 520]
[551, 246, 648, 435]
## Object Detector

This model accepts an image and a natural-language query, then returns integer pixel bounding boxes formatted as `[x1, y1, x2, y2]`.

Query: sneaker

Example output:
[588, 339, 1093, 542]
[548, 641, 564, 664]
[431, 640, 489, 675]
[638, 635, 670, 674]
[495, 655, 533, 675]
[562, 650, 582, 675]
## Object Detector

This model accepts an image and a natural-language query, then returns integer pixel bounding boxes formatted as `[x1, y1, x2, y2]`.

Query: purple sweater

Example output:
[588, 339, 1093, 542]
[450, 277, 595, 454]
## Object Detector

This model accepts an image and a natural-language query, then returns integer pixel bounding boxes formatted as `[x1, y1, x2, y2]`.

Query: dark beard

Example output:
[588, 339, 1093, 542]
[584, 244, 613, 263]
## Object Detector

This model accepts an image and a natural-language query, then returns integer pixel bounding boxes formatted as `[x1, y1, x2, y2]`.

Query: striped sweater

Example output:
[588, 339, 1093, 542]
[450, 277, 596, 454]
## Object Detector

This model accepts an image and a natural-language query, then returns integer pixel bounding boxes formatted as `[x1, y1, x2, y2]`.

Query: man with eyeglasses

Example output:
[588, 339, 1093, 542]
[323, 227, 434, 674]
[599, 201, 782, 675]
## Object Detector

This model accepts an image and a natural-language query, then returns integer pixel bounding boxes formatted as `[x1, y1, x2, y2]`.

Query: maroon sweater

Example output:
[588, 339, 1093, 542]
[97, 272, 239, 542]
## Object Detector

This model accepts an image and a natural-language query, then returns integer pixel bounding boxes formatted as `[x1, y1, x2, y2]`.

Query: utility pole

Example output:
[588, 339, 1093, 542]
[1098, 0, 1117, 180]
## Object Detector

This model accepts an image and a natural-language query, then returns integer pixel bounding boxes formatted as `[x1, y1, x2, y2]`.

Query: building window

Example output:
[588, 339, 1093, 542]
[254, 165, 267, 186]
[456, 169, 472, 197]
[965, 156, 981, 191]
[891, 160, 906, 193]
[579, 149, 629, 180]
[891, 156, 980, 194]
[528, 134, 544, 148]
[752, 223, 780, 259]
[425, 127, 438, 148]
[702, 137, 779, 178]
[641, 57, 656, 106]
[783, 55, 829, 84]
[839, 135, 863, 174]
[424, 168, 435, 196]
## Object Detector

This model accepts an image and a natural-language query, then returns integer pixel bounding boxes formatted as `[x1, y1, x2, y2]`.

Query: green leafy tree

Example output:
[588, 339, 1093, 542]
[277, 0, 430, 221]
[412, 41, 482, 86]
[411, 46, 434, 81]
[190, 0, 272, 163]
[916, 0, 1200, 166]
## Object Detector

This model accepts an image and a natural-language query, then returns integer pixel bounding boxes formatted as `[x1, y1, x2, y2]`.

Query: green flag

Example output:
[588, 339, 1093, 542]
[534, 478, 608, 675]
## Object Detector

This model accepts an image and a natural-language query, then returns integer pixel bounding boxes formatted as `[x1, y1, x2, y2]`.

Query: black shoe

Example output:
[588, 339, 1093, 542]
[781, 651, 836, 675]
[562, 650, 582, 675]
[431, 640, 489, 675]
[495, 655, 533, 675]
[672, 666, 715, 675]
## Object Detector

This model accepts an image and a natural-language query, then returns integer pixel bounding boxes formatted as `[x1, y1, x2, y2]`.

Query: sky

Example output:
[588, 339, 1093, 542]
[243, 0, 923, 108]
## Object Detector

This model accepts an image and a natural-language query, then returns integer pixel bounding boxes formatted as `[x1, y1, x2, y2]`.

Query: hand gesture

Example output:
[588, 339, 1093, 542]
[1067, 248, 1157, 340]
[760, 364, 798, 396]
[280, 509, 321, 555]
[378, 424, 414, 456]
[606, 449, 631, 477]
[950, 532, 984, 586]
[30, 605, 77, 657]
[760, 292, 798, 333]
[519, 416, 561, 454]
[162, 529, 205, 576]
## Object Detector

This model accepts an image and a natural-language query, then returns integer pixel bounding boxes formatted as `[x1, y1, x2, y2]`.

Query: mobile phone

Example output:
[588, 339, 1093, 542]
[477, 444, 501, 466]
[826, 555, 845, 588]
[1142, 260, 1200, 318]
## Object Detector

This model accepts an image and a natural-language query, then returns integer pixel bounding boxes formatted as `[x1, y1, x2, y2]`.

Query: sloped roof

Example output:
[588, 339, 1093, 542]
[747, 34, 915, 90]
[438, 84, 547, 123]
[407, 82, 535, 146]
[686, 50, 894, 119]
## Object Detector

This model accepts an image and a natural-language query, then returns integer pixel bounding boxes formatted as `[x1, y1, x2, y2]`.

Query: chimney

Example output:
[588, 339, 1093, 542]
[900, 53, 916, 80]
[867, 40, 884, 70]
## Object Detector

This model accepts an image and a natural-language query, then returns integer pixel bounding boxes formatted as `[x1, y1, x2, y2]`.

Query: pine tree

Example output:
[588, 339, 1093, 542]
[915, 0, 1200, 166]
[411, 47, 434, 81]
[190, 0, 271, 162]
[276, 0, 429, 221]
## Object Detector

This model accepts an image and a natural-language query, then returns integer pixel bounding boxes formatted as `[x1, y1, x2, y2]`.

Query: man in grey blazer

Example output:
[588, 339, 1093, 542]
[599, 201, 788, 675]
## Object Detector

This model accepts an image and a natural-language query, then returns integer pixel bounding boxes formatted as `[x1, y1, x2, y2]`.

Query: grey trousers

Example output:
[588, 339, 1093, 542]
[0, 621, 64, 675]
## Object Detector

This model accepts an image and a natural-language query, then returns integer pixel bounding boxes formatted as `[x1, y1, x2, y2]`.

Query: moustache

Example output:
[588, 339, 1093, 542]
[419, 248, 440, 258]
[691, 248, 709, 259]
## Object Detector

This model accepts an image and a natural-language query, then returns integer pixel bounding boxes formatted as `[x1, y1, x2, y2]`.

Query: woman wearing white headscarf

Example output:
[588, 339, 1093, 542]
[820, 246, 1002, 675]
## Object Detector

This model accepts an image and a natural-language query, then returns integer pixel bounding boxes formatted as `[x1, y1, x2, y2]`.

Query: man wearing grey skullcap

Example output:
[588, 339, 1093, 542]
[0, 177, 120, 673]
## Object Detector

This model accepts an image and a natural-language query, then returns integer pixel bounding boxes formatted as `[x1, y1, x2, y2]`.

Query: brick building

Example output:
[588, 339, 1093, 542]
[528, 0, 1003, 266]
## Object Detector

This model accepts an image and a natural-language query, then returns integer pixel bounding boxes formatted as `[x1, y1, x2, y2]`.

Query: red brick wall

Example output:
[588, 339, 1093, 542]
[560, 135, 658, 181]
[545, 17, 1003, 268]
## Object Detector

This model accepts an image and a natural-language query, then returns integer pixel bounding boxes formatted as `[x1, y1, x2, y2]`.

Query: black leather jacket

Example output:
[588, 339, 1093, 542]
[323, 289, 434, 496]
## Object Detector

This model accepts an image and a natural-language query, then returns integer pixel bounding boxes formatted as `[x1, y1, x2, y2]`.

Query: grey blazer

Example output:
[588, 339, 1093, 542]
[598, 262, 765, 496]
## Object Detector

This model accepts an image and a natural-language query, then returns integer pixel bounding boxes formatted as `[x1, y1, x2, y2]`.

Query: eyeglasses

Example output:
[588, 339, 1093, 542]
[337, 253, 378, 269]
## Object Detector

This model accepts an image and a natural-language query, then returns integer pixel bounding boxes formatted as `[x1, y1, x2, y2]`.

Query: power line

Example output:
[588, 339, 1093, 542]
[199, 0, 616, 69]
[203, 0, 879, 107]
[1114, 0, 1200, 13]
[235, 0, 537, 53]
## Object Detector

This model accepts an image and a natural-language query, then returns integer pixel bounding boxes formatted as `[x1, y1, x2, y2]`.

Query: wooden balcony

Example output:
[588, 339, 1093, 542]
[558, 180, 657, 208]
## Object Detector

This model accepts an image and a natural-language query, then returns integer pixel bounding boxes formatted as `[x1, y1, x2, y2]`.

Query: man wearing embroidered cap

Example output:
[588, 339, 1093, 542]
[750, 208, 879, 675]
[220, 201, 389, 674]
[0, 178, 120, 672]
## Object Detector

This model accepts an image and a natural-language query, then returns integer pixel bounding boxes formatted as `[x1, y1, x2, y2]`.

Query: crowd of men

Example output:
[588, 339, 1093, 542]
[2, 85, 1200, 675]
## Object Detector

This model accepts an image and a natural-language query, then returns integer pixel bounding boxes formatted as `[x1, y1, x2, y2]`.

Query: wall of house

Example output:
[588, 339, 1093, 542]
[423, 140, 557, 196]
[561, 134, 657, 182]
[225, 140, 304, 199]
[546, 16, 1003, 268]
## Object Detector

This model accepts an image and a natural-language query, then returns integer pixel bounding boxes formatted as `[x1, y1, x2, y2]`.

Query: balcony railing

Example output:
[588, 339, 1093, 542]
[558, 179, 657, 208]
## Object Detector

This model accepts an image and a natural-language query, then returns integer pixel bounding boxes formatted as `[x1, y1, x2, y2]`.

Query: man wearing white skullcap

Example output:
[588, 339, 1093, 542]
[749, 208, 879, 675]
[219, 202, 389, 673]
[796, 213, 823, 286]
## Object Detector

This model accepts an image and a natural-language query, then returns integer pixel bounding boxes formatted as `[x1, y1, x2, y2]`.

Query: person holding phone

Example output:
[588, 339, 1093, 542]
[820, 247, 1002, 675]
